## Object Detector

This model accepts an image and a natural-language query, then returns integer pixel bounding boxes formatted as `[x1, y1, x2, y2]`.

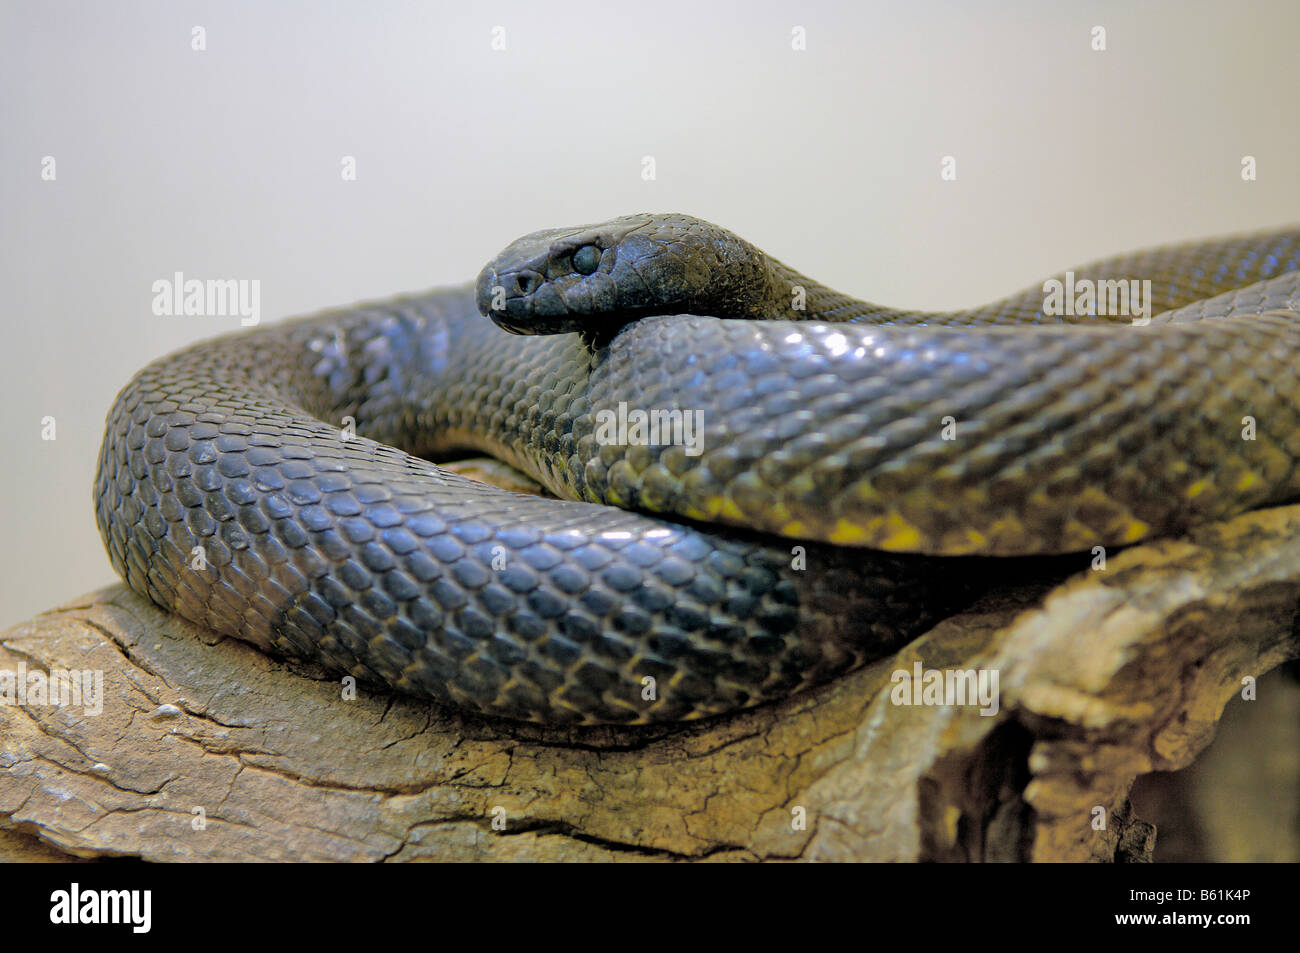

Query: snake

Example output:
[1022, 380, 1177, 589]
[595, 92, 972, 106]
[95, 214, 1300, 724]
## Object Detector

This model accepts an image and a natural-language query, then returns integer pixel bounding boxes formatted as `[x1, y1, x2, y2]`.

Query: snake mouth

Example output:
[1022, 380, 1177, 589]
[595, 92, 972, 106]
[490, 313, 579, 335]
[475, 266, 594, 335]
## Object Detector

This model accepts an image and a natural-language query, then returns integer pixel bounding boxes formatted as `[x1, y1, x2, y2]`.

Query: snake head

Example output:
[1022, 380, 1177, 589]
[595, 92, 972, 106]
[475, 213, 776, 334]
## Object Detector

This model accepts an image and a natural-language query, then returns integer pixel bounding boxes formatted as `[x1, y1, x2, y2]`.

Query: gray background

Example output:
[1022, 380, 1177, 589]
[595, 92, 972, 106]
[3, 0, 1298, 626]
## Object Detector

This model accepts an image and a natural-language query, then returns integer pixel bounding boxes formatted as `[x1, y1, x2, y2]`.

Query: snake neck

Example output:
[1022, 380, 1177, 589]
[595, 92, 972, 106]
[757, 256, 917, 324]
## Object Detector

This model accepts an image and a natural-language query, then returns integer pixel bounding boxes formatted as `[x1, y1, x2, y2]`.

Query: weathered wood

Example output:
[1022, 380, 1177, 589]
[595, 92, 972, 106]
[3, 503, 1298, 861]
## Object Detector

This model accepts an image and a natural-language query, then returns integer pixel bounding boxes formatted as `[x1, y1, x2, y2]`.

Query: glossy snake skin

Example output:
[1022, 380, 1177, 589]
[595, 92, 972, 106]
[96, 214, 1300, 722]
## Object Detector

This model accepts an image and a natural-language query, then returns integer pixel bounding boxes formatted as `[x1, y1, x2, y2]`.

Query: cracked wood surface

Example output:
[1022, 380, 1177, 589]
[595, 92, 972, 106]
[3, 499, 1299, 861]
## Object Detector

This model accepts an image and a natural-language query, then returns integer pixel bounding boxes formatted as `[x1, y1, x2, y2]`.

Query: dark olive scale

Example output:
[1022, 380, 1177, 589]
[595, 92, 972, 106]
[96, 285, 976, 724]
[476, 214, 1300, 555]
[97, 215, 1300, 723]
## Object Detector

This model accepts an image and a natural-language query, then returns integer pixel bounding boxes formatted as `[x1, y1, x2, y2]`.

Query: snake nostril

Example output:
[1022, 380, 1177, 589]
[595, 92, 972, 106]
[515, 272, 541, 296]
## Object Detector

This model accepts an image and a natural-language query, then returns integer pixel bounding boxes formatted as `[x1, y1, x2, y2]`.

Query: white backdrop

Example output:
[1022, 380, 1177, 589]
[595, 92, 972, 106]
[3, 0, 1298, 625]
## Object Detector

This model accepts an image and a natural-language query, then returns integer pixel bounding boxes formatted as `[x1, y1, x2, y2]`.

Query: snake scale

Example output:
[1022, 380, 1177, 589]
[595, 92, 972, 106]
[95, 214, 1300, 723]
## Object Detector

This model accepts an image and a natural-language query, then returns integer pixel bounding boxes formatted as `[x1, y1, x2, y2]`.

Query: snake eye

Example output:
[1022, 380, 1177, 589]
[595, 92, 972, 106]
[572, 245, 601, 275]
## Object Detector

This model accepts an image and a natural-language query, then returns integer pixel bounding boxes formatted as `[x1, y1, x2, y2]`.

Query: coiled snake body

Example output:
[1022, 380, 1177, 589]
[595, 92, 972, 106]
[96, 215, 1300, 723]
